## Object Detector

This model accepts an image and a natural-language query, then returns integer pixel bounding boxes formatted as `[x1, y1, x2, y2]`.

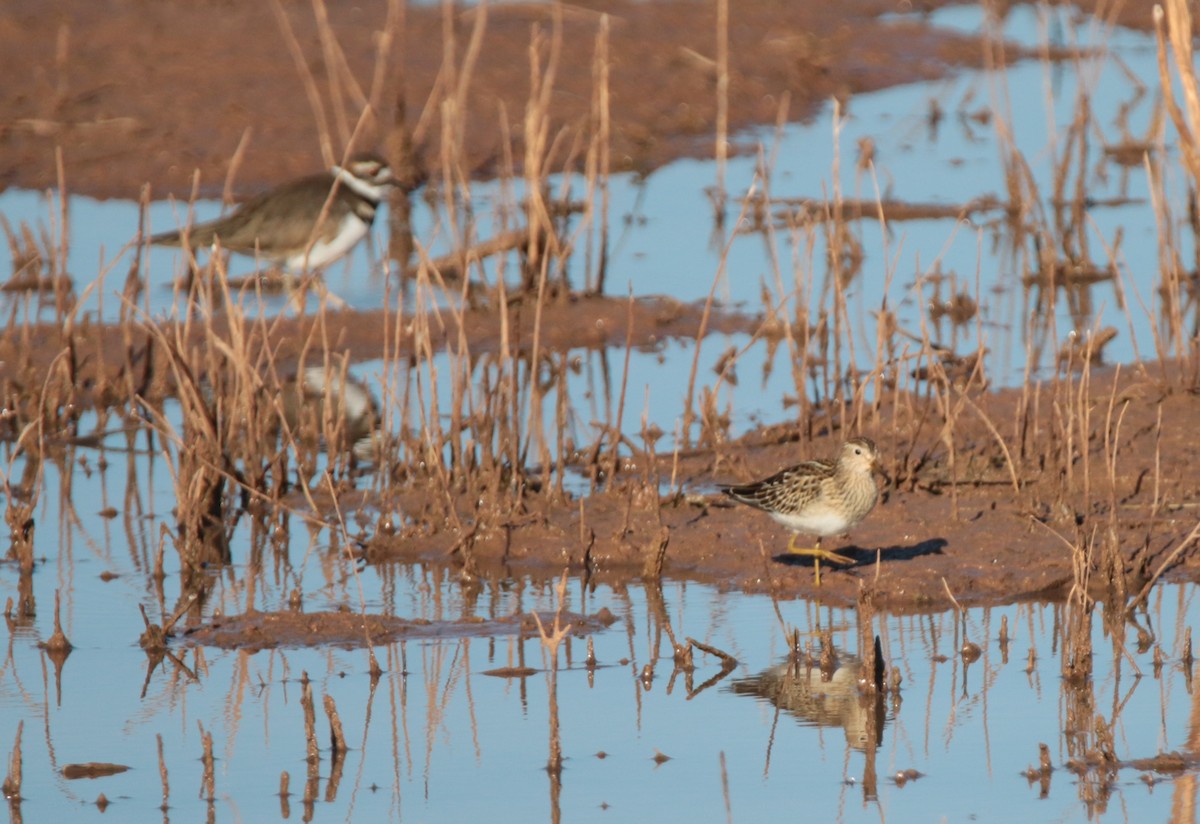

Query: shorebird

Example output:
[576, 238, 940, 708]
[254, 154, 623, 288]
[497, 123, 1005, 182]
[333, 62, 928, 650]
[721, 437, 881, 585]
[150, 152, 394, 272]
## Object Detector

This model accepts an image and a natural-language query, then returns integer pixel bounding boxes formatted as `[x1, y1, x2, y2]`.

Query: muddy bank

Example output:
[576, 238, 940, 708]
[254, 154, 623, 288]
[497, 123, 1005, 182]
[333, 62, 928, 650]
[357, 361, 1200, 610]
[1, 0, 1038, 199]
[4, 284, 1199, 611]
[0, 292, 757, 406]
[180, 606, 618, 652]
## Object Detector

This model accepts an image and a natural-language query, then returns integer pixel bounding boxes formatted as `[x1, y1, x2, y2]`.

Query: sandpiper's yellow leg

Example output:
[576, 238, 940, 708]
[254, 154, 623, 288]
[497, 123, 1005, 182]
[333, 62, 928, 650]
[787, 535, 854, 587]
[786, 534, 855, 565]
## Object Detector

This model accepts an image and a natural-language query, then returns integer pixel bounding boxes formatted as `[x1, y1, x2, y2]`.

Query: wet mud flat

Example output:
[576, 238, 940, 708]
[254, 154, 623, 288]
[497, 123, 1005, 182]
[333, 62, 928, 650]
[0, 0, 1043, 199]
[3, 286, 1200, 619]
[355, 359, 1200, 610]
[180, 605, 618, 652]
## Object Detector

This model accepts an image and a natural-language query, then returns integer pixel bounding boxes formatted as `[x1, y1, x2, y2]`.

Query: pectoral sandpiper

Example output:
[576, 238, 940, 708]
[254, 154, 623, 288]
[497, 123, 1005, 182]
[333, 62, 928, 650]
[721, 437, 881, 585]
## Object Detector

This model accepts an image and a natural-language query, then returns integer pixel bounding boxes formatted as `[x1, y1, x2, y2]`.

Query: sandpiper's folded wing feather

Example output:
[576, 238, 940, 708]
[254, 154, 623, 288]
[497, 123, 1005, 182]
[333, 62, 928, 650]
[720, 458, 836, 512]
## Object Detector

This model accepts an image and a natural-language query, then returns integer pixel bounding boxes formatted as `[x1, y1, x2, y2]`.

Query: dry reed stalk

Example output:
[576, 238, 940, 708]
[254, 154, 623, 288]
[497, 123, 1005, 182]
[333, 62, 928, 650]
[0, 720, 21, 804]
[519, 261, 554, 477]
[269, 0, 404, 272]
[301, 672, 319, 765]
[279, 772, 291, 818]
[156, 733, 169, 812]
[134, 260, 355, 582]
[198, 722, 215, 802]
[1091, 406, 1130, 622]
[432, 0, 489, 275]
[823, 103, 855, 425]
[270, 0, 335, 165]
[502, 17, 572, 484]
[522, 11, 565, 293]
[583, 14, 611, 294]
[375, 264, 406, 496]
[41, 589, 72, 653]
[603, 288, 636, 482]
[853, 160, 906, 434]
[311, 0, 356, 147]
[1154, 1, 1200, 183]
[1078, 341, 1094, 508]
[323, 693, 348, 754]
[52, 149, 73, 322]
[714, 0, 728, 206]
[397, 263, 470, 540]
[532, 572, 572, 777]
[682, 186, 758, 447]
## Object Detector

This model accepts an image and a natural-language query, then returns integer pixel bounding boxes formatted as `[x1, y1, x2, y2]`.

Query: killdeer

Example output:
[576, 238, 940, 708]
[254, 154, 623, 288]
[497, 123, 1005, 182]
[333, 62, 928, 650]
[280, 366, 381, 462]
[150, 152, 395, 272]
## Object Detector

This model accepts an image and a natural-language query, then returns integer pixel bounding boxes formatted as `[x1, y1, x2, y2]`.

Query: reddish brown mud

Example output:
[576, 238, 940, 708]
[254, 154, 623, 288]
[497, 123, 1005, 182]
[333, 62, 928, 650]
[1, 0, 1196, 634]
[0, 0, 1046, 198]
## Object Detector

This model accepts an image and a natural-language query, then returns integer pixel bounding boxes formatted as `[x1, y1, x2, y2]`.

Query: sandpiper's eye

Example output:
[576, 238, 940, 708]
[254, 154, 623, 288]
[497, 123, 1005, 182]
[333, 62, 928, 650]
[854, 447, 862, 455]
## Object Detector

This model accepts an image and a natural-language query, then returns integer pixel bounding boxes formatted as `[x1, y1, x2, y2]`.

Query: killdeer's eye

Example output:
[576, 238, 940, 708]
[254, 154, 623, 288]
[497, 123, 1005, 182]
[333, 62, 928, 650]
[854, 447, 862, 455]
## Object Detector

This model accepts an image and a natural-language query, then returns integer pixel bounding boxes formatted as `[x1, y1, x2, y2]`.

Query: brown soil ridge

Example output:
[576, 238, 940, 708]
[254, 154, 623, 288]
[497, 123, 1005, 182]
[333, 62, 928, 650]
[181, 606, 618, 652]
[0, 292, 754, 408]
[2, 0, 1037, 199]
[358, 361, 1200, 611]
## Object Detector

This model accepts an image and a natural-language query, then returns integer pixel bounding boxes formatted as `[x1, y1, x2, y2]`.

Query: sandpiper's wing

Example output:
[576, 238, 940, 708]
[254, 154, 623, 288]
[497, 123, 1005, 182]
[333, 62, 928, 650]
[720, 458, 836, 512]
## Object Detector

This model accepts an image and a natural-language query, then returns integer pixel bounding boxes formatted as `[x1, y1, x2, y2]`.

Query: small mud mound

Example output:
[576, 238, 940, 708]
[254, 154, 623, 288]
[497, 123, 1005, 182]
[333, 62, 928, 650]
[181, 607, 618, 651]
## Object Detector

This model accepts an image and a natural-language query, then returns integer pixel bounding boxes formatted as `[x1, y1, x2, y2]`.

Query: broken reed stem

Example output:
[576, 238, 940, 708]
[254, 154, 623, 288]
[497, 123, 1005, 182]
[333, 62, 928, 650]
[323, 693, 348, 755]
[605, 288, 636, 480]
[198, 722, 215, 802]
[1, 720, 22, 802]
[720, 750, 733, 824]
[301, 672, 319, 764]
[41, 588, 72, 652]
[279, 772, 292, 819]
[156, 733, 169, 812]
[1129, 518, 1200, 611]
[686, 637, 738, 668]
[941, 576, 965, 613]
[585, 13, 611, 294]
[532, 572, 572, 776]
[714, 0, 729, 202]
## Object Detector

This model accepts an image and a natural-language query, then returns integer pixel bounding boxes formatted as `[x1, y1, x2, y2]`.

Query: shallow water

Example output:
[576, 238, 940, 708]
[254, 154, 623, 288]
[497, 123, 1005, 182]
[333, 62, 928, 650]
[2, 6, 1200, 823]
[0, 407, 1198, 822]
[4, 489, 1198, 822]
